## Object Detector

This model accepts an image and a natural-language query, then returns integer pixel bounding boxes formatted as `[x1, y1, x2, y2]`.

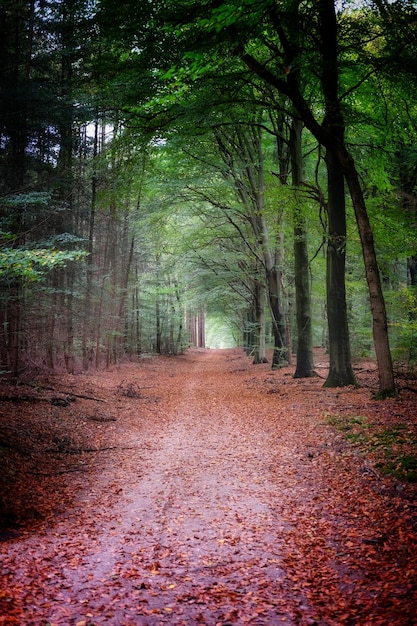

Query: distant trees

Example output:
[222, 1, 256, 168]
[0, 1, 186, 374]
[0, 0, 89, 375]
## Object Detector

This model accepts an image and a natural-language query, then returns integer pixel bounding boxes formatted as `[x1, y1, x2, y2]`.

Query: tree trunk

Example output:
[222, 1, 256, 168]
[156, 297, 162, 353]
[64, 285, 75, 374]
[408, 257, 417, 286]
[316, 0, 355, 387]
[265, 265, 287, 368]
[339, 147, 396, 396]
[215, 123, 287, 367]
[252, 281, 268, 364]
[259, 213, 287, 368]
[197, 307, 205, 348]
[7, 287, 20, 378]
[244, 307, 254, 356]
[82, 120, 98, 371]
[323, 145, 356, 387]
[290, 119, 315, 377]
[293, 221, 314, 377]
[174, 282, 183, 353]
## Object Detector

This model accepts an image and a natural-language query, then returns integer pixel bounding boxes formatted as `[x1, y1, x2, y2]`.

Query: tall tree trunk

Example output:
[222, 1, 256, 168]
[265, 264, 287, 368]
[57, 0, 76, 373]
[339, 147, 395, 396]
[215, 124, 287, 367]
[320, 0, 393, 393]
[324, 145, 356, 386]
[252, 280, 268, 364]
[7, 286, 20, 378]
[174, 282, 183, 353]
[0, 307, 8, 370]
[0, 2, 32, 375]
[197, 307, 205, 348]
[259, 214, 287, 368]
[318, 0, 355, 387]
[82, 120, 98, 371]
[64, 273, 75, 374]
[156, 297, 162, 353]
[244, 4, 355, 383]
[116, 231, 135, 357]
[290, 119, 315, 377]
[95, 276, 105, 370]
[244, 306, 255, 356]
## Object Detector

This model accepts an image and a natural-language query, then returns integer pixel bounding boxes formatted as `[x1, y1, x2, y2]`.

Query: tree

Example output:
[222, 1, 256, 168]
[290, 119, 315, 377]
[175, 0, 395, 391]
[96, 0, 360, 384]
[212, 119, 288, 367]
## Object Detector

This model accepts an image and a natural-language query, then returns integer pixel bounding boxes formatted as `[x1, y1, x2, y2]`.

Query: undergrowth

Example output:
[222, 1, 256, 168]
[326, 414, 417, 483]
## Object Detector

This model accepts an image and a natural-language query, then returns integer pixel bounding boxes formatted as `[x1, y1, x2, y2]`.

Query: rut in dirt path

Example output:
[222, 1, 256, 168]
[1, 349, 416, 626]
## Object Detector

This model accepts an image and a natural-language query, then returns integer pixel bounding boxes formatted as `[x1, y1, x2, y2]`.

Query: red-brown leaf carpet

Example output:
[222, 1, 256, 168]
[0, 349, 416, 625]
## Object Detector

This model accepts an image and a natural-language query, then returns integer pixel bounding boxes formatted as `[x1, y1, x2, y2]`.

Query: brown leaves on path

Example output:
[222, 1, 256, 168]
[0, 348, 416, 625]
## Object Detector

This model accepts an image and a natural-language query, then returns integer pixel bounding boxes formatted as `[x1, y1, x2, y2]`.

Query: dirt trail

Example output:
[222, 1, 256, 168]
[1, 349, 416, 625]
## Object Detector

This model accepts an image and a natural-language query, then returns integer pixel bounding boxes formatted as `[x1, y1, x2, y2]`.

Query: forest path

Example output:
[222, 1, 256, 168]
[1, 349, 416, 625]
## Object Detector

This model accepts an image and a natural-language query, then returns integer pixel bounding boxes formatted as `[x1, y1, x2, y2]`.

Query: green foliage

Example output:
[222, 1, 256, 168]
[345, 251, 374, 360]
[326, 414, 367, 433]
[326, 415, 417, 483]
[195, 0, 271, 33]
[387, 287, 417, 368]
[0, 192, 52, 234]
[0, 193, 88, 285]
[84, 0, 417, 376]
[0, 192, 50, 208]
[42, 233, 87, 248]
[0, 248, 87, 284]
[378, 455, 417, 483]
[0, 231, 16, 243]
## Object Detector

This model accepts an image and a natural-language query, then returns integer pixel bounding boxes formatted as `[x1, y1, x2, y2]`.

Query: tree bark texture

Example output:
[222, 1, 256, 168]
[338, 147, 396, 395]
[290, 119, 315, 377]
[265, 266, 287, 368]
[323, 146, 356, 387]
[252, 281, 268, 364]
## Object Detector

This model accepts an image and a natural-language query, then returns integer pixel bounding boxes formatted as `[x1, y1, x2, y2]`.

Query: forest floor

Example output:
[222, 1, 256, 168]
[0, 348, 416, 626]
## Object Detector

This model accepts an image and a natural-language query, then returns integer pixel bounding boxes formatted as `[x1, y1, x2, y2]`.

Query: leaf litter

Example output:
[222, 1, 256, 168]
[0, 348, 416, 625]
